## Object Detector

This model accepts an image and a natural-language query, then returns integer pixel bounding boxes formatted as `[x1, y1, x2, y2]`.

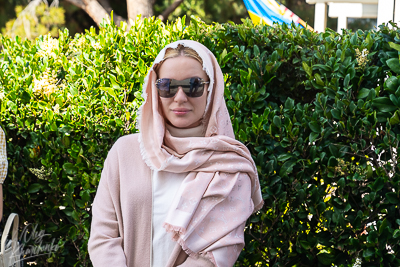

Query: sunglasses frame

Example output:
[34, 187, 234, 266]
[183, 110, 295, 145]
[155, 77, 210, 98]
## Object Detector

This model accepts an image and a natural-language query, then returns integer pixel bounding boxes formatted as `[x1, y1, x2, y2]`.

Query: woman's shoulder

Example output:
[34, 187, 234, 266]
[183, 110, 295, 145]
[113, 133, 140, 148]
[106, 133, 141, 160]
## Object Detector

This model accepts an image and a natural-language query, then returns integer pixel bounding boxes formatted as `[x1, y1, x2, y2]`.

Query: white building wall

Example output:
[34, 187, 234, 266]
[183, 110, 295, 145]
[307, 0, 397, 32]
[377, 0, 394, 26]
[314, 2, 327, 32]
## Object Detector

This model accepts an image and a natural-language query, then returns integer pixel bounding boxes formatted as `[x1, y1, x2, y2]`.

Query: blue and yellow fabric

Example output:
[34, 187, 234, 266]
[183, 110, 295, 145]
[243, 0, 313, 30]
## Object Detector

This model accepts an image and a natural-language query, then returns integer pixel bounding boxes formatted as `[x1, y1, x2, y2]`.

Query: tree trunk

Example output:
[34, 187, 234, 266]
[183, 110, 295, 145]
[82, 0, 110, 26]
[65, 0, 127, 27]
[97, 0, 127, 26]
[66, 0, 179, 27]
[127, 0, 154, 21]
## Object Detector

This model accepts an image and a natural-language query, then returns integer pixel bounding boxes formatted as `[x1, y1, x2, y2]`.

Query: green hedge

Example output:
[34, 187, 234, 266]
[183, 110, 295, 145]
[1, 16, 400, 266]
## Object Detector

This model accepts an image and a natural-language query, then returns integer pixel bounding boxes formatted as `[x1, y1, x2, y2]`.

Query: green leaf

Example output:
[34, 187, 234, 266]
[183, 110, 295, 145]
[331, 109, 341, 119]
[363, 248, 375, 258]
[279, 160, 296, 177]
[70, 86, 78, 96]
[314, 73, 324, 86]
[309, 121, 321, 133]
[341, 49, 346, 62]
[317, 202, 326, 214]
[284, 97, 294, 110]
[317, 253, 335, 265]
[80, 190, 90, 202]
[329, 144, 339, 158]
[366, 32, 373, 50]
[68, 226, 77, 240]
[394, 229, 400, 239]
[372, 97, 398, 112]
[72, 210, 80, 221]
[390, 111, 400, 125]
[372, 177, 384, 191]
[138, 57, 146, 73]
[332, 212, 340, 223]
[390, 94, 399, 106]
[344, 73, 350, 88]
[299, 240, 311, 250]
[309, 146, 316, 159]
[389, 42, 400, 52]
[386, 192, 399, 204]
[302, 62, 312, 77]
[338, 177, 345, 188]
[277, 153, 292, 162]
[266, 160, 274, 175]
[28, 183, 41, 193]
[309, 132, 319, 143]
[326, 88, 336, 99]
[386, 58, 400, 74]
[357, 88, 370, 99]
[350, 32, 358, 45]
[63, 207, 73, 217]
[314, 64, 331, 72]
[367, 165, 373, 178]
[328, 156, 337, 167]
[273, 115, 281, 128]
[379, 218, 388, 234]
[271, 50, 279, 62]
[253, 45, 260, 57]
[385, 76, 399, 91]
[75, 199, 86, 208]
[220, 49, 227, 60]
[100, 87, 120, 103]
[63, 163, 77, 175]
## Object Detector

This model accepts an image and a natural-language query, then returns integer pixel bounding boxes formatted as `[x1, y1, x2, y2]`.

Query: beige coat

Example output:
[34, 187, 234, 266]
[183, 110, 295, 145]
[88, 134, 214, 267]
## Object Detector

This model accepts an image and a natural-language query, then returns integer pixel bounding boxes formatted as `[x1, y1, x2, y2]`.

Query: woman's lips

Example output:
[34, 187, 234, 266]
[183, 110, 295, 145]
[172, 108, 190, 115]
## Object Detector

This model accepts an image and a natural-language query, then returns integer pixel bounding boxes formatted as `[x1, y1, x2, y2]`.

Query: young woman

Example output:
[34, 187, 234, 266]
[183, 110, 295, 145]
[88, 40, 263, 267]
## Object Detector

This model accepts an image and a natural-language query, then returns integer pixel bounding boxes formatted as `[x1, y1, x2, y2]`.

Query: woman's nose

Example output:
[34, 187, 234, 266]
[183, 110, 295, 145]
[174, 87, 188, 102]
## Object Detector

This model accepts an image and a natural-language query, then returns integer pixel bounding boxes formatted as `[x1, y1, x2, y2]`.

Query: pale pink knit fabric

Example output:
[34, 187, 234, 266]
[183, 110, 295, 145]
[138, 40, 263, 267]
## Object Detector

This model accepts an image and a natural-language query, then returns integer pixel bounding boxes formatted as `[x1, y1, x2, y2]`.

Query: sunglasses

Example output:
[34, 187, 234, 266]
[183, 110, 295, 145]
[155, 77, 209, 98]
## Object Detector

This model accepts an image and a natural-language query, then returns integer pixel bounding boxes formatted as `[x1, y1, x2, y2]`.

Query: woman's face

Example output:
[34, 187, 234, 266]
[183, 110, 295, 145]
[157, 56, 209, 129]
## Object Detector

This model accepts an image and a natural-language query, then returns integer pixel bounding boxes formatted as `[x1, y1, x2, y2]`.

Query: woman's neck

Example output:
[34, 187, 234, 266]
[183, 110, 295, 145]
[165, 123, 204, 137]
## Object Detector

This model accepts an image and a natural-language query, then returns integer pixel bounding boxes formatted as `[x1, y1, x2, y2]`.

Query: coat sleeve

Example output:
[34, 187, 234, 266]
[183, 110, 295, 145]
[88, 151, 127, 267]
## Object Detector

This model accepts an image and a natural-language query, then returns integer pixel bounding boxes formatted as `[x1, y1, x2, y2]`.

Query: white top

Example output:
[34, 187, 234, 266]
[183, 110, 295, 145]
[151, 124, 204, 267]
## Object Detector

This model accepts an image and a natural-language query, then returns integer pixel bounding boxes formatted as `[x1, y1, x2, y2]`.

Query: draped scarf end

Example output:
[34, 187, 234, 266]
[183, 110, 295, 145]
[163, 223, 218, 266]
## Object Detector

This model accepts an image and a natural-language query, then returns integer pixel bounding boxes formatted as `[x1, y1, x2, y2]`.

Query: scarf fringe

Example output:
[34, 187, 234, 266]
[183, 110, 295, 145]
[163, 222, 187, 236]
[163, 223, 201, 259]
[176, 236, 198, 259]
[163, 223, 217, 267]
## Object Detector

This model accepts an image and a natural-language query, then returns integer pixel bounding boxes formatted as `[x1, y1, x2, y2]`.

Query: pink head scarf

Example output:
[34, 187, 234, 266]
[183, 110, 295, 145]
[137, 40, 263, 266]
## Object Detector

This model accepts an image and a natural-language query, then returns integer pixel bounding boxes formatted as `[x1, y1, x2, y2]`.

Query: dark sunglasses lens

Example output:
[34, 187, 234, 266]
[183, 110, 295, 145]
[156, 79, 174, 98]
[187, 77, 204, 97]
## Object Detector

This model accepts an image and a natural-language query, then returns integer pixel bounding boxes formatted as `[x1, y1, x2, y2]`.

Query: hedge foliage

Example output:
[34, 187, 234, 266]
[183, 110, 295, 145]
[1, 16, 400, 266]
